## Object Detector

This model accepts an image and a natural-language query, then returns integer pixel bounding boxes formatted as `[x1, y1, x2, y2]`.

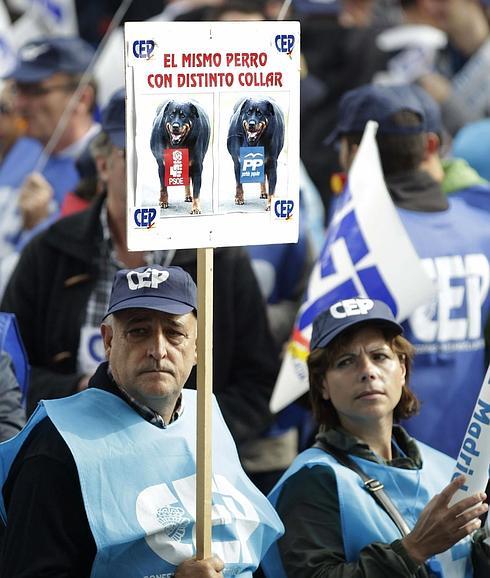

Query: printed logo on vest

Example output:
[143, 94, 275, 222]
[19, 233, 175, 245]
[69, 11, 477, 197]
[156, 505, 189, 542]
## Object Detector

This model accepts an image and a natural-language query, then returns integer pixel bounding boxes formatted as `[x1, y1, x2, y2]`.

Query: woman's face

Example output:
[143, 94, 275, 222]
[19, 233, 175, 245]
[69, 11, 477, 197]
[322, 326, 406, 431]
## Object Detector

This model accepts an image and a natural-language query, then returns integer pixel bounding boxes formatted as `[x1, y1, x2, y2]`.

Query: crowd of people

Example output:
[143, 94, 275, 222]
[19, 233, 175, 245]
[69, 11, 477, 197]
[0, 0, 490, 576]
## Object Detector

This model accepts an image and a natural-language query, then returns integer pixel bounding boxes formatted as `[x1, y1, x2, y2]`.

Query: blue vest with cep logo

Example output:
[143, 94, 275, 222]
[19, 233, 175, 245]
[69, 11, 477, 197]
[397, 199, 490, 459]
[0, 389, 284, 577]
[262, 442, 472, 578]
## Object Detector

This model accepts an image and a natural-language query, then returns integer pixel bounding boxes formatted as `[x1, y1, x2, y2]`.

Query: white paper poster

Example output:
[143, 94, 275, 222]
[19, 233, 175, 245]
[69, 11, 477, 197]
[124, 21, 300, 250]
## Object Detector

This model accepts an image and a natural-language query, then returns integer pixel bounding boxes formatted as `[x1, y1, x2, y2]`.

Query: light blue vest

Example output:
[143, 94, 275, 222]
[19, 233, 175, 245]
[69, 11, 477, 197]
[262, 442, 472, 578]
[0, 389, 284, 577]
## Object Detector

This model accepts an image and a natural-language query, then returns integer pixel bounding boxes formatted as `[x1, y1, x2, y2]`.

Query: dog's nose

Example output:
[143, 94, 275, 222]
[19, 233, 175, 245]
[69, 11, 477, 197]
[172, 122, 180, 131]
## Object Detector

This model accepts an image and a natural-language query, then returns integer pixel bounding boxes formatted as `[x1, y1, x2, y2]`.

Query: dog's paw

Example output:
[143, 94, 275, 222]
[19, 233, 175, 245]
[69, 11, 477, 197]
[265, 204, 271, 211]
[235, 198, 245, 205]
[260, 192, 268, 199]
[190, 208, 201, 215]
[184, 195, 192, 202]
[159, 201, 169, 209]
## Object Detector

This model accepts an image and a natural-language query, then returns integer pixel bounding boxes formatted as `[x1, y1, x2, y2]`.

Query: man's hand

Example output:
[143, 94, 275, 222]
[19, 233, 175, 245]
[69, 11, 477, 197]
[402, 475, 488, 565]
[175, 555, 225, 577]
[19, 172, 54, 230]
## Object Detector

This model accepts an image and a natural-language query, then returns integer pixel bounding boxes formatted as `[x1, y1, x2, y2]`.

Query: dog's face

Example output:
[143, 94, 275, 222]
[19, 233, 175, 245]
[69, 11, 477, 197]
[163, 101, 199, 146]
[239, 99, 274, 145]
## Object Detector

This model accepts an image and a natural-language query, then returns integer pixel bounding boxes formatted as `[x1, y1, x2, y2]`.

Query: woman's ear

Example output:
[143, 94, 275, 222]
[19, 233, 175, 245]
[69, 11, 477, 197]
[321, 377, 330, 401]
[399, 354, 406, 386]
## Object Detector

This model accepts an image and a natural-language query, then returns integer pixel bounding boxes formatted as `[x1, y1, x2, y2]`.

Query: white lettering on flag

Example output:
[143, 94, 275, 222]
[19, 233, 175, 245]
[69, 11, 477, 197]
[270, 121, 436, 412]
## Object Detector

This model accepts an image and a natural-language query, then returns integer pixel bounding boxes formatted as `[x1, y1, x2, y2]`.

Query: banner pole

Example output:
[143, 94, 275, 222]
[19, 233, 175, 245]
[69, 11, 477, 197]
[196, 246, 214, 559]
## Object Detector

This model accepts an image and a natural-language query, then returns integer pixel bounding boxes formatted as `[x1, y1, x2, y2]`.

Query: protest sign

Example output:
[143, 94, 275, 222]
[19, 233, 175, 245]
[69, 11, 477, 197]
[124, 19, 300, 559]
[124, 20, 300, 250]
[270, 121, 436, 413]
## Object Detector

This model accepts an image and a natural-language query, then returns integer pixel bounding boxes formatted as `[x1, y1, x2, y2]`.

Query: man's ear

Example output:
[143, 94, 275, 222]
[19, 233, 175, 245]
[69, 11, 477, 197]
[94, 154, 109, 185]
[100, 323, 113, 359]
[321, 377, 330, 401]
[424, 133, 440, 159]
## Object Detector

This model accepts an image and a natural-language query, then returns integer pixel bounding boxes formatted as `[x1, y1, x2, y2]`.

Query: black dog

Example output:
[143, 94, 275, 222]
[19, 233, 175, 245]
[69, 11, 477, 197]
[227, 97, 285, 210]
[150, 99, 210, 214]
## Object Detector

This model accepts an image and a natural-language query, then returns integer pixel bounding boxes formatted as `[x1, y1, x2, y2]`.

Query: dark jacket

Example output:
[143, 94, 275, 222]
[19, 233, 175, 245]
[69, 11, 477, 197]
[0, 194, 279, 446]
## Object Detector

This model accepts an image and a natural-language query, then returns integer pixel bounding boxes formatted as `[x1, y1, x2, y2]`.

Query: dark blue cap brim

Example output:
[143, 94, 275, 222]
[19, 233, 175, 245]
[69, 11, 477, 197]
[9, 64, 56, 83]
[311, 317, 403, 350]
[107, 129, 125, 149]
[103, 297, 195, 321]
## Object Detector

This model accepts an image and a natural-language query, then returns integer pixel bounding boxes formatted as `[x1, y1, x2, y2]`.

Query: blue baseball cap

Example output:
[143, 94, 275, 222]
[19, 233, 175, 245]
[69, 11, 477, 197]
[325, 83, 426, 145]
[103, 265, 197, 320]
[310, 298, 403, 350]
[293, 0, 340, 14]
[9, 37, 94, 83]
[102, 87, 125, 149]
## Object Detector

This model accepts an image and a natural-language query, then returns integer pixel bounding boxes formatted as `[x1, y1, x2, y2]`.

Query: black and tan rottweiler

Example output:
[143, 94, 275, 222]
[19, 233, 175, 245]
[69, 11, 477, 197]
[150, 99, 210, 214]
[227, 97, 285, 210]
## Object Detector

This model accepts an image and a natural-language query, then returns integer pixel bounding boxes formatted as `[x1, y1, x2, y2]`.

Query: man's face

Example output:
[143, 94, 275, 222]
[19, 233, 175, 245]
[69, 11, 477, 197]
[14, 73, 77, 144]
[101, 308, 197, 412]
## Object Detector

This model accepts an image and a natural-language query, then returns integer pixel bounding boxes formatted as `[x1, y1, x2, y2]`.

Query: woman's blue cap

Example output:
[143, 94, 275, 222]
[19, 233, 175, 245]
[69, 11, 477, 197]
[310, 298, 403, 350]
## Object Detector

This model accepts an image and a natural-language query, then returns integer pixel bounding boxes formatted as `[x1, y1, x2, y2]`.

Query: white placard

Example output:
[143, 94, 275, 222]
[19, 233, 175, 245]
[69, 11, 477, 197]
[124, 21, 300, 250]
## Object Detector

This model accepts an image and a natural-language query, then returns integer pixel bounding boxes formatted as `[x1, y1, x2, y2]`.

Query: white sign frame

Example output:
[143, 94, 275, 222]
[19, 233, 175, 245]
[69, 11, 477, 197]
[124, 20, 300, 250]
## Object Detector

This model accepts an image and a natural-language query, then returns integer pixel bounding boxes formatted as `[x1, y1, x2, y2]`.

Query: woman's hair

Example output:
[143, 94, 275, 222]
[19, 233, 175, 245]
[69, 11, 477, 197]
[308, 323, 419, 429]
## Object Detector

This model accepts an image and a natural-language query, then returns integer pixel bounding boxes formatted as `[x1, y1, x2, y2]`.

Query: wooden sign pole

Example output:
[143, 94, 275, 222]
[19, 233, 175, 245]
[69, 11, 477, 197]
[196, 246, 214, 559]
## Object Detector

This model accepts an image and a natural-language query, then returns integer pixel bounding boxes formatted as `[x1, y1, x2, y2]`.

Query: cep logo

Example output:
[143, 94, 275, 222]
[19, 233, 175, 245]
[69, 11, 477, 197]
[127, 268, 170, 290]
[275, 34, 295, 54]
[274, 199, 294, 219]
[133, 40, 155, 59]
[330, 298, 375, 319]
[134, 208, 157, 228]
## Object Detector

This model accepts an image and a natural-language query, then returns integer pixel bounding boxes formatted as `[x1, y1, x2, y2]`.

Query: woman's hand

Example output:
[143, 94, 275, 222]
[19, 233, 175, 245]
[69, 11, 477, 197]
[402, 475, 488, 565]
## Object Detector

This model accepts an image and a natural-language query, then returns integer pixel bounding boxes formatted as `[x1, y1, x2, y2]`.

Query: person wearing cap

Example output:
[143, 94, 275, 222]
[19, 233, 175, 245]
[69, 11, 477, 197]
[0, 36, 100, 260]
[0, 264, 283, 577]
[1, 87, 280, 490]
[262, 297, 490, 578]
[325, 83, 490, 462]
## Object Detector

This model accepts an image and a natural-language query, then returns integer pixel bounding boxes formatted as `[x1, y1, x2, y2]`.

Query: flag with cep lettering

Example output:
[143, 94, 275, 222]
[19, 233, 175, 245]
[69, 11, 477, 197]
[270, 121, 436, 413]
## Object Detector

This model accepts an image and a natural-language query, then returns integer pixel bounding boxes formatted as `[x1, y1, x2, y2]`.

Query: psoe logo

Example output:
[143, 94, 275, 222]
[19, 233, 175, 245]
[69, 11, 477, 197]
[133, 39, 155, 59]
[134, 208, 157, 229]
[275, 34, 295, 55]
[274, 199, 294, 220]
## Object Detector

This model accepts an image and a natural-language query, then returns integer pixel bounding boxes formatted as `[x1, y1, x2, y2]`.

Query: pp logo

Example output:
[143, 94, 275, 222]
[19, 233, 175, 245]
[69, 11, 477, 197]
[133, 40, 155, 59]
[134, 208, 157, 229]
[275, 34, 295, 54]
[274, 199, 294, 219]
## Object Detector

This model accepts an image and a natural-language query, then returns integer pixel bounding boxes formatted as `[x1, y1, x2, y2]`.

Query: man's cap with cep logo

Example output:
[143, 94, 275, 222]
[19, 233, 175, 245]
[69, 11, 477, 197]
[102, 87, 125, 149]
[9, 36, 94, 83]
[310, 298, 403, 350]
[103, 265, 197, 320]
[325, 83, 426, 145]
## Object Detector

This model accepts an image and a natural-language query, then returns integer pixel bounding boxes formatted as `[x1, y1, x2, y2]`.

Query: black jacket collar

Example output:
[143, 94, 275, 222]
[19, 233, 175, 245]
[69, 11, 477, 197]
[385, 170, 449, 212]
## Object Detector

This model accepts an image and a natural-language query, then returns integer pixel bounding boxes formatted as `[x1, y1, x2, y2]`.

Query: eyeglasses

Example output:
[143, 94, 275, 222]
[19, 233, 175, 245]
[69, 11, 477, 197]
[14, 82, 78, 98]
